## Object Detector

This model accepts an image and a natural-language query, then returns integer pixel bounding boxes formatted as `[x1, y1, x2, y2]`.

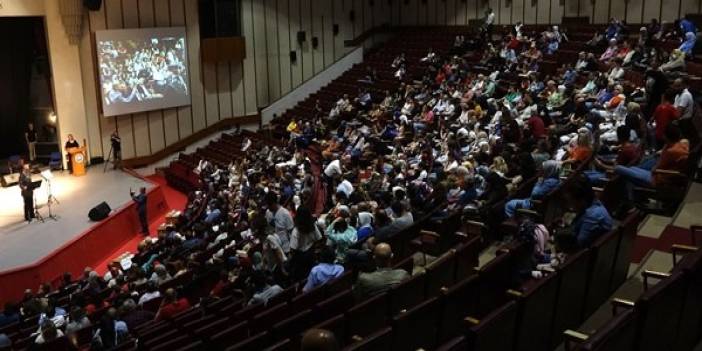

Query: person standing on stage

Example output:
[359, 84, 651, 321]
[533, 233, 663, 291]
[25, 123, 37, 163]
[130, 187, 148, 235]
[19, 163, 35, 223]
[110, 130, 122, 170]
[64, 134, 80, 174]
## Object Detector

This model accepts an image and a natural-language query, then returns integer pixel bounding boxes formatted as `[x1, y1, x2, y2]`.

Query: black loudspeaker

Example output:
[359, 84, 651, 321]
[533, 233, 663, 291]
[333, 24, 339, 35]
[199, 0, 239, 38]
[83, 0, 102, 11]
[297, 31, 306, 43]
[311, 37, 319, 49]
[290, 51, 297, 63]
[88, 202, 111, 221]
[349, 10, 355, 22]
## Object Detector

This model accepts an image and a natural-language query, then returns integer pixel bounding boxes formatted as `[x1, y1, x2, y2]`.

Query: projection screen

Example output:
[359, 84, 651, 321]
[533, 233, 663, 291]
[95, 27, 191, 117]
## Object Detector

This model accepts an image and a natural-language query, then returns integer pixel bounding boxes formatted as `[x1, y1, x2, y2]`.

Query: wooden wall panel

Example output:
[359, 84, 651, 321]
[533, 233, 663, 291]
[311, 0, 325, 74]
[154, 0, 178, 148]
[550, 0, 563, 23]
[681, 0, 699, 17]
[626, 0, 644, 24]
[437, 0, 448, 25]
[643, 0, 662, 22]
[231, 62, 246, 116]
[512, 0, 525, 25]
[217, 62, 233, 118]
[288, 0, 303, 89]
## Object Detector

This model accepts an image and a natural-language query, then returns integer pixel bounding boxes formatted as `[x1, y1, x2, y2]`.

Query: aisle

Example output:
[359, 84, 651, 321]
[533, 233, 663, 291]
[94, 175, 187, 274]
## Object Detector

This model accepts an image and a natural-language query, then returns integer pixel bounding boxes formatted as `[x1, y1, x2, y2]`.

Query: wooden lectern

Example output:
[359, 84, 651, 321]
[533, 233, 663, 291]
[67, 147, 87, 176]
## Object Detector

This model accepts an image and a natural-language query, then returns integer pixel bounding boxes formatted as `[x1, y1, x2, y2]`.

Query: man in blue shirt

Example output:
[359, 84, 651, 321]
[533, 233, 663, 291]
[505, 160, 561, 218]
[567, 177, 613, 248]
[303, 247, 344, 293]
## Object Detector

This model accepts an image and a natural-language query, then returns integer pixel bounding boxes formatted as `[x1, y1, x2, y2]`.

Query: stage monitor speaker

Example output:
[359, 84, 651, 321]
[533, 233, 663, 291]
[84, 0, 102, 11]
[88, 202, 111, 221]
[290, 51, 297, 63]
[1, 173, 19, 187]
[297, 31, 306, 43]
[311, 37, 319, 49]
[199, 0, 240, 38]
[333, 24, 339, 36]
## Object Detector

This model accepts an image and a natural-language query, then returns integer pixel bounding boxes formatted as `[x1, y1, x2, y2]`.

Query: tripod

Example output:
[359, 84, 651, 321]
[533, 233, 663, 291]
[45, 180, 59, 221]
[32, 192, 45, 223]
[103, 145, 113, 173]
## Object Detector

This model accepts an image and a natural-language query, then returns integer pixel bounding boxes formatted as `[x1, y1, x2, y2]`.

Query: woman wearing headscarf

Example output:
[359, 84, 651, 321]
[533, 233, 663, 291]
[504, 160, 561, 218]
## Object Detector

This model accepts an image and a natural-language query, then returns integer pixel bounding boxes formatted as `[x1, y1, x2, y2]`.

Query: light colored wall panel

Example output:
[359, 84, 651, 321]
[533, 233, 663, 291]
[404, 0, 418, 26]
[202, 60, 220, 126]
[680, 0, 699, 17]
[183, 0, 205, 132]
[278, 0, 293, 93]
[231, 62, 246, 116]
[643, 0, 661, 22]
[241, 0, 258, 114]
[625, 0, 644, 24]
[218, 62, 233, 118]
[333, 0, 346, 61]
[170, 0, 191, 139]
[312, 0, 326, 74]
[661, 0, 680, 22]
[288, 0, 303, 90]
[321, 0, 335, 69]
[536, 0, 549, 24]
[427, 0, 437, 25]
[252, 0, 270, 107]
[499, 0, 511, 25]
[265, 1, 282, 101]
[300, 0, 314, 82]
[550, 0, 563, 23]
[512, 0, 524, 25]
[83, 9, 107, 158]
[524, 0, 537, 24]
[139, 0, 164, 154]
[437, 0, 448, 25]
[593, 0, 609, 23]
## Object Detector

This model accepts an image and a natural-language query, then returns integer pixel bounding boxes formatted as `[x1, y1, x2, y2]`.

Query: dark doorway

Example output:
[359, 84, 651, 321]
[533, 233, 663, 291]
[0, 17, 57, 166]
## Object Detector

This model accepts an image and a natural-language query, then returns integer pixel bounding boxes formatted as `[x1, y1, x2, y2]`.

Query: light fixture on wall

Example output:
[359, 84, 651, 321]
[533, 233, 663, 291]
[48, 111, 57, 124]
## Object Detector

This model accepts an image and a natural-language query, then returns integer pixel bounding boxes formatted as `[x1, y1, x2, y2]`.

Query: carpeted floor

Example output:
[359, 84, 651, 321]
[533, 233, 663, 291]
[94, 175, 187, 274]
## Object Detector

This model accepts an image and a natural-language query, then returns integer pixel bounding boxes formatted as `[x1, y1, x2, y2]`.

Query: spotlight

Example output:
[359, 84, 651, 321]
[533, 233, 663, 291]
[48, 112, 57, 124]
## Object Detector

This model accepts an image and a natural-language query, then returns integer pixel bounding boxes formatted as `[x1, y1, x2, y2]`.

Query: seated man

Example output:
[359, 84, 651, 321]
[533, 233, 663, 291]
[614, 123, 689, 200]
[563, 177, 614, 248]
[302, 247, 344, 293]
[585, 125, 641, 185]
[353, 243, 409, 299]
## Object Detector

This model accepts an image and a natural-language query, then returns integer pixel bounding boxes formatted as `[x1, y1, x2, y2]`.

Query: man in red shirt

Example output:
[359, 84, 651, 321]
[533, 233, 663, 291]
[652, 90, 679, 148]
[155, 288, 191, 321]
[527, 113, 546, 139]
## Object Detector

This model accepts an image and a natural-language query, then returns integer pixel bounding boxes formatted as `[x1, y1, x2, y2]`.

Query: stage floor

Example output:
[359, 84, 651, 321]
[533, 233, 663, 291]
[0, 168, 152, 270]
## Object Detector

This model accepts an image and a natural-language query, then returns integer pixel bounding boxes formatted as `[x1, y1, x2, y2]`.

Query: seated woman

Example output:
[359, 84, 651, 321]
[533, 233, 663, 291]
[614, 123, 689, 200]
[562, 131, 594, 168]
[504, 160, 561, 218]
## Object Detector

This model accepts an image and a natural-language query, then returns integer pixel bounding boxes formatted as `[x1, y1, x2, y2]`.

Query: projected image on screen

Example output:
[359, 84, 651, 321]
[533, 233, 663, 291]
[95, 27, 191, 116]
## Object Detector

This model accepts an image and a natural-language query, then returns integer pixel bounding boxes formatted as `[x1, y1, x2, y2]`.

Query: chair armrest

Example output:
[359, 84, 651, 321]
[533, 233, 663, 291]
[691, 226, 702, 246]
[563, 330, 589, 351]
[641, 270, 671, 291]
[672, 244, 699, 266]
[506, 289, 523, 298]
[652, 169, 684, 176]
[464, 316, 480, 327]
[516, 208, 540, 217]
[610, 297, 635, 315]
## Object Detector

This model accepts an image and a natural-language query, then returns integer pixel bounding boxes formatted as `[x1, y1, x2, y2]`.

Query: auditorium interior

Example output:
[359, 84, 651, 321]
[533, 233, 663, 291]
[1, 0, 702, 350]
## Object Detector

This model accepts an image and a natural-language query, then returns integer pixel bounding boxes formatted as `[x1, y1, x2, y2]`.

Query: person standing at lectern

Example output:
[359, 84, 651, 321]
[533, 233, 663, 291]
[25, 123, 37, 163]
[130, 187, 148, 235]
[19, 163, 35, 222]
[64, 134, 79, 174]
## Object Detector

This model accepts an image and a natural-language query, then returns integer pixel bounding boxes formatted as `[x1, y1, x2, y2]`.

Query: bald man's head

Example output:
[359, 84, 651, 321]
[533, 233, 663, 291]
[373, 243, 394, 268]
[301, 329, 339, 351]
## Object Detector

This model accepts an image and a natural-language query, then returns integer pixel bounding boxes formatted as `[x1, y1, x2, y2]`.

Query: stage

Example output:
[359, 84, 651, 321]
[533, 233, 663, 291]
[0, 167, 168, 304]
